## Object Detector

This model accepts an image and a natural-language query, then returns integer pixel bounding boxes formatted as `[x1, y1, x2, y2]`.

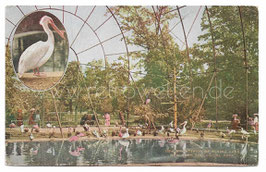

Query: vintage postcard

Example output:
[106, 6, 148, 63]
[5, 5, 258, 166]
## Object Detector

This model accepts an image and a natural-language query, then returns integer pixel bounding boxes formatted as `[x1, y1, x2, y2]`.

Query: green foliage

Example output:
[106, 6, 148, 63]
[192, 6, 258, 121]
[5, 6, 258, 127]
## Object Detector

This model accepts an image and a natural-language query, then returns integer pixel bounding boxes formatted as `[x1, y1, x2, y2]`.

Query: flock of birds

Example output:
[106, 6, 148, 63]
[8, 119, 257, 142]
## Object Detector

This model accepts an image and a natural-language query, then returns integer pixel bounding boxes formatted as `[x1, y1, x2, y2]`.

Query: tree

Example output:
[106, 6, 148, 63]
[192, 6, 258, 123]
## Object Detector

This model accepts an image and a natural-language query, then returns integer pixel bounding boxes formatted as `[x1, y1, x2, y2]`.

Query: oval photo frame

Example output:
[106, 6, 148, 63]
[11, 11, 69, 91]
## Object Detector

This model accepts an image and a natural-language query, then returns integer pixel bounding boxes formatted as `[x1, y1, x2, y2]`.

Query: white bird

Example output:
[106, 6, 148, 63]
[136, 130, 142, 136]
[176, 127, 181, 134]
[169, 128, 175, 133]
[122, 128, 129, 138]
[241, 128, 250, 139]
[241, 128, 249, 135]
[240, 142, 248, 162]
[226, 127, 236, 135]
[169, 121, 174, 128]
[20, 125, 24, 133]
[29, 133, 34, 141]
[253, 127, 257, 135]
[102, 129, 108, 137]
[92, 130, 100, 138]
[220, 132, 226, 138]
[179, 121, 188, 135]
[46, 122, 52, 128]
[159, 126, 165, 134]
[18, 15, 65, 78]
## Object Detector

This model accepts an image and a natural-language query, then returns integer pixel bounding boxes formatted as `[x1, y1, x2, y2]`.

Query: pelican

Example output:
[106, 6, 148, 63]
[136, 130, 142, 136]
[92, 130, 100, 138]
[159, 126, 165, 134]
[241, 128, 249, 135]
[102, 129, 108, 137]
[179, 121, 188, 135]
[20, 124, 24, 133]
[169, 127, 175, 133]
[252, 126, 257, 135]
[169, 121, 174, 128]
[29, 133, 34, 141]
[46, 122, 52, 128]
[241, 127, 250, 139]
[122, 128, 129, 139]
[226, 127, 236, 135]
[220, 132, 226, 138]
[18, 15, 65, 78]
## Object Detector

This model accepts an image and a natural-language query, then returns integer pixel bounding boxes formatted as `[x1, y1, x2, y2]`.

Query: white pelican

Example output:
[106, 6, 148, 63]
[241, 128, 250, 139]
[169, 128, 175, 133]
[29, 133, 34, 141]
[46, 122, 52, 128]
[241, 128, 249, 135]
[92, 130, 100, 138]
[122, 128, 129, 138]
[102, 129, 108, 137]
[179, 121, 188, 135]
[136, 130, 142, 136]
[169, 121, 174, 128]
[253, 127, 257, 135]
[159, 126, 165, 134]
[220, 132, 226, 138]
[20, 124, 24, 133]
[226, 127, 236, 136]
[18, 15, 65, 78]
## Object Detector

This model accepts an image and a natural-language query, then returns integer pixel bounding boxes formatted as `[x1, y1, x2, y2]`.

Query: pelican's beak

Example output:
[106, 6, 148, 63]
[50, 20, 65, 39]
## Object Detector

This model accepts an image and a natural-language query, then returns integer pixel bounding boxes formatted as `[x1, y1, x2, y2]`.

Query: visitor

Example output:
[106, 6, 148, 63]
[145, 98, 151, 104]
[90, 114, 96, 125]
[80, 113, 88, 126]
[231, 114, 240, 130]
[104, 113, 111, 126]
[29, 108, 35, 125]
[34, 110, 41, 126]
[254, 113, 259, 132]
[248, 117, 254, 128]
[7, 113, 16, 126]
[17, 109, 23, 126]
[119, 111, 125, 126]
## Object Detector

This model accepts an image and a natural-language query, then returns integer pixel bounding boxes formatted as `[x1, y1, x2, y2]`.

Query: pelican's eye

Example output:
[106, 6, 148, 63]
[49, 19, 54, 24]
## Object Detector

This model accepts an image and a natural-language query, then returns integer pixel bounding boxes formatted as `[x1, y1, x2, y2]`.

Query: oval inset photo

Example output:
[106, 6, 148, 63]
[12, 11, 69, 91]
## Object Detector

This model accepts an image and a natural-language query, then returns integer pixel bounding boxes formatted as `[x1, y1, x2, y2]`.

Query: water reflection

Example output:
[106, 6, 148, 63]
[6, 139, 258, 166]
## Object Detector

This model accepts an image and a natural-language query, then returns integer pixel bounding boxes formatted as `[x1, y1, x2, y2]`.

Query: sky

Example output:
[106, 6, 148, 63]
[6, 6, 204, 68]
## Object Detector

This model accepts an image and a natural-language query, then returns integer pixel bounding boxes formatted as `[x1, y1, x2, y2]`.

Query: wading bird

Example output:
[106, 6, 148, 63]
[159, 126, 165, 134]
[179, 121, 188, 135]
[220, 132, 226, 138]
[18, 15, 65, 78]
[207, 121, 212, 131]
[241, 128, 250, 139]
[226, 127, 236, 137]
[29, 133, 34, 141]
[122, 128, 129, 139]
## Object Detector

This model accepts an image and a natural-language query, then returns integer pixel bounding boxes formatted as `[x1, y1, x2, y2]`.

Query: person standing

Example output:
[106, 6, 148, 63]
[29, 108, 36, 125]
[104, 113, 111, 127]
[35, 110, 41, 126]
[231, 114, 240, 130]
[17, 109, 23, 126]
[254, 113, 259, 132]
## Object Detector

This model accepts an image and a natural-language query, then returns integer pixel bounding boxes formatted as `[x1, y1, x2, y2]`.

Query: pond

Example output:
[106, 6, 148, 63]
[6, 139, 258, 166]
